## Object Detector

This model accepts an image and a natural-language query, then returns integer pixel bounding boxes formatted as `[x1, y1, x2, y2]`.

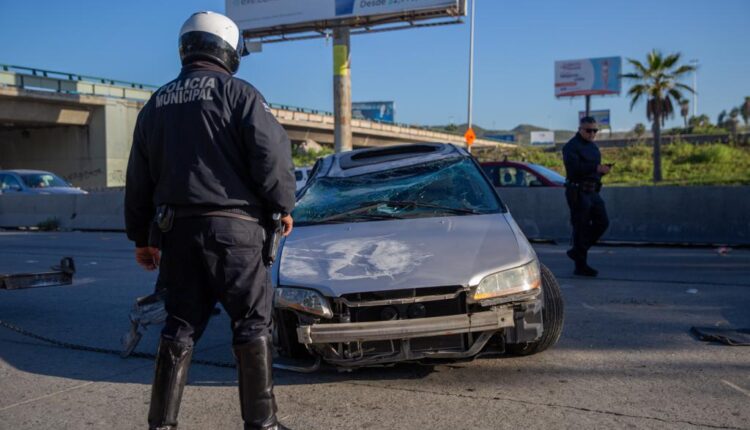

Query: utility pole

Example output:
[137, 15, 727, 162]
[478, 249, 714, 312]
[465, 0, 476, 153]
[585, 95, 591, 117]
[690, 59, 699, 117]
[333, 27, 352, 153]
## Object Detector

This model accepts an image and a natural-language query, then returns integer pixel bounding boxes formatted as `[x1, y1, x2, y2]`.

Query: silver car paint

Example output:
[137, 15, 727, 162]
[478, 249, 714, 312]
[278, 212, 536, 297]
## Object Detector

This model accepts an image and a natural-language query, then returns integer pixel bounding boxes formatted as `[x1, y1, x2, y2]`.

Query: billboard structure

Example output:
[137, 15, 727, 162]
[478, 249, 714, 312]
[353, 101, 395, 123]
[555, 56, 621, 118]
[530, 131, 555, 146]
[228, 0, 467, 42]
[227, 0, 467, 153]
[578, 109, 611, 130]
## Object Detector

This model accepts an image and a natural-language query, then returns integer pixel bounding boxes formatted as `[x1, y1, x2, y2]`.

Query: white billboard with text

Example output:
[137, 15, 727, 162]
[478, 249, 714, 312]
[530, 131, 555, 146]
[227, 0, 463, 33]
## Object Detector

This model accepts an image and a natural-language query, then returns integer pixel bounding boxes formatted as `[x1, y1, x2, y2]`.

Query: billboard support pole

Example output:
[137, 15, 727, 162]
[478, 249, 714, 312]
[466, 0, 476, 154]
[333, 27, 352, 153]
[585, 95, 591, 118]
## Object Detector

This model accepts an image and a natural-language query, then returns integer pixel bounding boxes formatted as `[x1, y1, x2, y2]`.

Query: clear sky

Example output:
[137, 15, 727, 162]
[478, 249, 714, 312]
[1, 0, 748, 132]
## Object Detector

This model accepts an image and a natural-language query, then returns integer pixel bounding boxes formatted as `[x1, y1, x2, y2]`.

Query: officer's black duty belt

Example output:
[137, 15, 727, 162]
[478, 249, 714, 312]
[565, 180, 601, 193]
[174, 207, 259, 223]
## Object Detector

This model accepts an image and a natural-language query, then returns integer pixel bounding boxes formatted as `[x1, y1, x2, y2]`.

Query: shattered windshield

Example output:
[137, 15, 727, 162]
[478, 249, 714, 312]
[294, 157, 503, 225]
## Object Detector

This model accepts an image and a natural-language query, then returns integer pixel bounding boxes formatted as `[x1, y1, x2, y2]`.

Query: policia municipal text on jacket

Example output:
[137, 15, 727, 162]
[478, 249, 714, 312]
[124, 12, 295, 430]
[562, 116, 611, 277]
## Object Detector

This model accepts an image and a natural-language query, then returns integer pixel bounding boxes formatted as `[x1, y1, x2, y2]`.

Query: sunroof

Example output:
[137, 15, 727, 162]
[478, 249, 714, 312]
[340, 144, 444, 169]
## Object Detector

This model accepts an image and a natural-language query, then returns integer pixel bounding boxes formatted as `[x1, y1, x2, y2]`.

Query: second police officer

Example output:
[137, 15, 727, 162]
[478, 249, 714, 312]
[562, 116, 611, 277]
[125, 11, 295, 430]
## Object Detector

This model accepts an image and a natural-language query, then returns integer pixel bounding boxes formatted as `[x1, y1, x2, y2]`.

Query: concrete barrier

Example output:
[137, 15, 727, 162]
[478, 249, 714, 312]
[0, 192, 125, 231]
[1, 187, 747, 245]
[497, 186, 750, 245]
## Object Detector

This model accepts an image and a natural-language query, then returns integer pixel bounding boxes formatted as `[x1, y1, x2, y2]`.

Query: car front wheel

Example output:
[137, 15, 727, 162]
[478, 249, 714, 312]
[506, 263, 564, 356]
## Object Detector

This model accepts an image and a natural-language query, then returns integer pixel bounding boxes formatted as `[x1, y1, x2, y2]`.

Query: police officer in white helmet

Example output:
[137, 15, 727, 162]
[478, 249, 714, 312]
[125, 11, 295, 430]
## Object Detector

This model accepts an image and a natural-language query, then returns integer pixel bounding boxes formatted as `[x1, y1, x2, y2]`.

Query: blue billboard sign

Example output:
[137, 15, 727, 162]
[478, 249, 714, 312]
[485, 133, 516, 142]
[352, 101, 395, 123]
[579, 109, 611, 129]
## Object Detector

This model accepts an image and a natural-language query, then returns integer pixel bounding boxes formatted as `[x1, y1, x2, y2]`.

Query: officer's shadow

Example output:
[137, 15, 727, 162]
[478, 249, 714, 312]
[0, 321, 438, 389]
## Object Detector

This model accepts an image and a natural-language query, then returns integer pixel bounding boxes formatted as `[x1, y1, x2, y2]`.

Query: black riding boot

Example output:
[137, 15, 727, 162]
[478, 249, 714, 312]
[234, 336, 289, 430]
[148, 338, 193, 430]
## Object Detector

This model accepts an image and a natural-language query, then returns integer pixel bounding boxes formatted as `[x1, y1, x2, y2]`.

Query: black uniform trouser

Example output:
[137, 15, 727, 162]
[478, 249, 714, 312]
[565, 186, 609, 262]
[159, 216, 272, 347]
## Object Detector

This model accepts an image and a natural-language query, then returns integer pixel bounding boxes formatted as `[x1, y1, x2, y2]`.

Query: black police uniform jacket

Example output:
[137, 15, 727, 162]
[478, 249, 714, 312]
[562, 133, 602, 183]
[125, 61, 296, 247]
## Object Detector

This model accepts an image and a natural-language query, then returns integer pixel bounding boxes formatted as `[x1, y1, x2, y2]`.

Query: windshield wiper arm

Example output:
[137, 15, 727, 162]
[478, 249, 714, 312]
[382, 200, 483, 215]
[314, 202, 403, 224]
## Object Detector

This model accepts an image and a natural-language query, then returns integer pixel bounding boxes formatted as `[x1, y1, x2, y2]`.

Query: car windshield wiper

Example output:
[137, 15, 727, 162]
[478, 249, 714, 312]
[379, 200, 483, 215]
[312, 202, 404, 224]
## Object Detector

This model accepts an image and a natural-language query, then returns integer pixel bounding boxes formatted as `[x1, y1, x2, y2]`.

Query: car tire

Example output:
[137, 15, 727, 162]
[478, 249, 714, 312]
[506, 264, 564, 356]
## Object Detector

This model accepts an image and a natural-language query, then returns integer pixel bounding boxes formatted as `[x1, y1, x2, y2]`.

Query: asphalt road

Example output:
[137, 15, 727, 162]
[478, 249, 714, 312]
[1, 231, 748, 429]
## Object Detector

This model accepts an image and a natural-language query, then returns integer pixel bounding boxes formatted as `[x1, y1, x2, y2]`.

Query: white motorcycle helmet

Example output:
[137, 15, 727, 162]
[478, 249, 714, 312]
[179, 11, 248, 74]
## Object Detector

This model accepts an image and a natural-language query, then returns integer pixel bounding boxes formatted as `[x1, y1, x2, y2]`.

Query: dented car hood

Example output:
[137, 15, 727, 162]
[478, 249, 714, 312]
[277, 213, 536, 297]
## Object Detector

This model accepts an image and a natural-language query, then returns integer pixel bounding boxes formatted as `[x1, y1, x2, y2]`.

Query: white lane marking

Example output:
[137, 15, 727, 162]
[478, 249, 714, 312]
[722, 380, 750, 398]
[560, 283, 575, 289]
[72, 277, 97, 286]
[581, 302, 596, 310]
[686, 289, 699, 294]
[25, 260, 39, 263]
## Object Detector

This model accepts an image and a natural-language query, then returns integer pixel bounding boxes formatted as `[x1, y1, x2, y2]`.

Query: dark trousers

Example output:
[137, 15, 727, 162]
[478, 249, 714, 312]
[565, 186, 609, 262]
[159, 216, 273, 347]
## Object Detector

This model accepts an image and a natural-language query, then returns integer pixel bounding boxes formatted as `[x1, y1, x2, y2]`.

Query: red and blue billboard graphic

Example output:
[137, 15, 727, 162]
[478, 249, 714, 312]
[555, 57, 622, 97]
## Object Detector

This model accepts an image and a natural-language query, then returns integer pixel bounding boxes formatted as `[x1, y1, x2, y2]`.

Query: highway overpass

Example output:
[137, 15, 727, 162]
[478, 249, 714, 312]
[0, 65, 509, 189]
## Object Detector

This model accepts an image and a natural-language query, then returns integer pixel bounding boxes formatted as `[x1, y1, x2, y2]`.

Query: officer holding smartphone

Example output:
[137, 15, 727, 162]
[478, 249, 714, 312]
[562, 116, 611, 277]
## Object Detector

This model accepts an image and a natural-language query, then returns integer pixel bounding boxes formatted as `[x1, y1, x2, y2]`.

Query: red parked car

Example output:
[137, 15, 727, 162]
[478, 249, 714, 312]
[480, 161, 565, 187]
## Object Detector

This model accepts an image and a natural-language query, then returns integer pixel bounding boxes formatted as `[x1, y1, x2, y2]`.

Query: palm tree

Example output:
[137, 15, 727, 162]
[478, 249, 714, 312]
[621, 50, 695, 182]
[718, 110, 727, 127]
[742, 97, 750, 127]
[679, 99, 690, 128]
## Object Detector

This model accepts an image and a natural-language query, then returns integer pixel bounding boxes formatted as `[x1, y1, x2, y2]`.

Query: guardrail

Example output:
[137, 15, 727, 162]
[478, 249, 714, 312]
[1, 64, 158, 90]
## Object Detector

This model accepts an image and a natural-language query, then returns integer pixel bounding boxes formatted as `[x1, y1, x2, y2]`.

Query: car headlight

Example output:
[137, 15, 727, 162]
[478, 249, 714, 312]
[473, 260, 541, 301]
[274, 287, 333, 319]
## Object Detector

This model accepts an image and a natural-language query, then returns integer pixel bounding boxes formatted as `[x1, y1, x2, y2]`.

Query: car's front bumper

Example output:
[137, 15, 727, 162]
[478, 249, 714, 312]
[297, 307, 514, 345]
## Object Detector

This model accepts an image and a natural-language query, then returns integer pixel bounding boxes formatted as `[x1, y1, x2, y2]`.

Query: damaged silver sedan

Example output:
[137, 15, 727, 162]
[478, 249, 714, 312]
[272, 144, 564, 368]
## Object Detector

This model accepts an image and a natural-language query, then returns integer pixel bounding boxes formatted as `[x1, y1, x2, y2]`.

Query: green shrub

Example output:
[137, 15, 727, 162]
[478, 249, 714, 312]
[293, 148, 334, 168]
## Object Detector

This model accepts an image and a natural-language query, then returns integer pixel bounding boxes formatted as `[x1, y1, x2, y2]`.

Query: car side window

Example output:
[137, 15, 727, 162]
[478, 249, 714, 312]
[498, 167, 520, 187]
[524, 170, 545, 187]
[1, 174, 22, 191]
[516, 168, 542, 187]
